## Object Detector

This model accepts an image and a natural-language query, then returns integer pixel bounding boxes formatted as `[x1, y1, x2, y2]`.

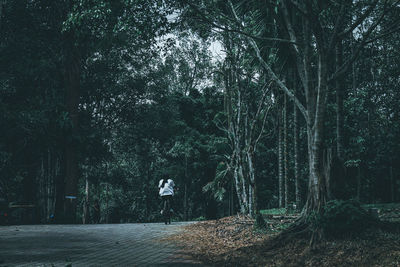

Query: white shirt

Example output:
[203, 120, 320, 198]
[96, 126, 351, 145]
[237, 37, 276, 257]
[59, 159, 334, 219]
[159, 179, 175, 196]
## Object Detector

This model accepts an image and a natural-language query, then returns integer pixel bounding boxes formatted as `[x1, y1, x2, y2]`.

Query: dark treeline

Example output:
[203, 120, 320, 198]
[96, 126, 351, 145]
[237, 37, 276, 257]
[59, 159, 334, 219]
[0, 0, 399, 225]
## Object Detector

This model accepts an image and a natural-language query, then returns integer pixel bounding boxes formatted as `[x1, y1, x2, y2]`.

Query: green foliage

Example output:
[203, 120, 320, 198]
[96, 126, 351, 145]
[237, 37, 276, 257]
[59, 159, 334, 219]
[308, 200, 377, 237]
[2, 0, 400, 225]
[260, 208, 287, 215]
[203, 161, 229, 201]
[193, 216, 206, 221]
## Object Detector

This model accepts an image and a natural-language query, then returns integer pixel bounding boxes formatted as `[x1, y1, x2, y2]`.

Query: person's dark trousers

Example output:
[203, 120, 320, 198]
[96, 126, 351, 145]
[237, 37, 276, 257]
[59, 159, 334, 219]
[161, 195, 172, 224]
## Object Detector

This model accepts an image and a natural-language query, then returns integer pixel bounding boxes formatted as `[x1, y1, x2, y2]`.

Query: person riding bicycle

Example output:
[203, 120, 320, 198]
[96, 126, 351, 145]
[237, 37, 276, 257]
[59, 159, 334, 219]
[158, 177, 175, 224]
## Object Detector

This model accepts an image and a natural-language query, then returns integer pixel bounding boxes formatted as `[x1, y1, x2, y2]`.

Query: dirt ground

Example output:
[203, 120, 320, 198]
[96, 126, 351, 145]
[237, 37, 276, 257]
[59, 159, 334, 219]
[166, 213, 400, 266]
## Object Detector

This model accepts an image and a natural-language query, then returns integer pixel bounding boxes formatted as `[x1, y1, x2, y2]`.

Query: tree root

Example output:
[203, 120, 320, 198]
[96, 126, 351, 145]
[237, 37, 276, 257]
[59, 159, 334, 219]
[263, 218, 312, 250]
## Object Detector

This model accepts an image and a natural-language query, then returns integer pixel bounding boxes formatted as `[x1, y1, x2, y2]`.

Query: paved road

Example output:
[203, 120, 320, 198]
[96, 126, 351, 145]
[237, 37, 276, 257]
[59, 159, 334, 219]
[0, 222, 203, 267]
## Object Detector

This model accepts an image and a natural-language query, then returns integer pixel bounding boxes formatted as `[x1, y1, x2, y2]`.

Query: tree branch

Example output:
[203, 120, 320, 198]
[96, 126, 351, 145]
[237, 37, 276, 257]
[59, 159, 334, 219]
[228, 0, 309, 123]
[337, 0, 379, 39]
[281, 0, 302, 55]
[329, 1, 395, 82]
[365, 27, 400, 44]
[187, 2, 298, 45]
[289, 0, 308, 17]
[254, 105, 272, 152]
[328, 1, 346, 51]
[250, 81, 272, 140]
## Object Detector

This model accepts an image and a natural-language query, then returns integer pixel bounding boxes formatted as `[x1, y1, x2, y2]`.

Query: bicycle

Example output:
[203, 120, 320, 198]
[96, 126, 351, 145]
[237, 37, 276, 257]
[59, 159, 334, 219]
[161, 195, 172, 225]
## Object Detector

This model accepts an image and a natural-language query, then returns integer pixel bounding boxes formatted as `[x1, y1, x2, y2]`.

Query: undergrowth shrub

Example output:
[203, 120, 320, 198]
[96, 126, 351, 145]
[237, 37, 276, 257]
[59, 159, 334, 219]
[308, 199, 377, 237]
[253, 213, 268, 232]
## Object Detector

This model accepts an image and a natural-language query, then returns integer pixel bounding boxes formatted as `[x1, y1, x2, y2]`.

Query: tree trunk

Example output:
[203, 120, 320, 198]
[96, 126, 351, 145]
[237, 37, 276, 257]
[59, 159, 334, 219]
[293, 75, 301, 209]
[336, 36, 344, 161]
[284, 93, 289, 209]
[323, 148, 333, 201]
[248, 183, 253, 217]
[105, 183, 109, 224]
[38, 149, 58, 223]
[247, 148, 258, 217]
[0, 0, 4, 30]
[390, 163, 394, 202]
[54, 151, 65, 223]
[184, 154, 188, 221]
[82, 177, 89, 224]
[357, 165, 361, 201]
[304, 129, 327, 216]
[303, 54, 330, 220]
[278, 96, 284, 208]
[233, 163, 246, 213]
[63, 43, 80, 224]
[230, 178, 234, 215]
[238, 159, 249, 213]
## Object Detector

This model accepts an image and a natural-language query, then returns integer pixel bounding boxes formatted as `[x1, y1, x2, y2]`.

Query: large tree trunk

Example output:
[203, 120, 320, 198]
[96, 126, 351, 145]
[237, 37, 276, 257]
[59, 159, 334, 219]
[303, 54, 330, 222]
[304, 128, 327, 215]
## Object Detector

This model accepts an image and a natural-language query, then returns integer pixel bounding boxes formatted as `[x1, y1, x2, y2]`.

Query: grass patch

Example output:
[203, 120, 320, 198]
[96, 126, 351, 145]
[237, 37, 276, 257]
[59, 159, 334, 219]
[362, 203, 400, 210]
[260, 208, 287, 215]
[260, 207, 298, 215]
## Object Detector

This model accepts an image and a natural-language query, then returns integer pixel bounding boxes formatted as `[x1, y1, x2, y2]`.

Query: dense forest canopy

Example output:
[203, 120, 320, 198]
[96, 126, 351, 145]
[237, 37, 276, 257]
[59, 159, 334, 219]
[0, 0, 399, 225]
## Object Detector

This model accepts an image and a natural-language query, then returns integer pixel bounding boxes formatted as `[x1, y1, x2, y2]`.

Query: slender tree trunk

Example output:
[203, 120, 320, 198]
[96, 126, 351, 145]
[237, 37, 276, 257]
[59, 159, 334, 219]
[54, 151, 65, 222]
[228, 179, 232, 216]
[0, 0, 4, 30]
[230, 178, 234, 215]
[278, 96, 284, 208]
[233, 164, 246, 213]
[63, 43, 80, 223]
[23, 153, 36, 212]
[238, 159, 248, 213]
[357, 165, 361, 201]
[247, 148, 258, 217]
[336, 36, 344, 161]
[293, 76, 300, 209]
[105, 183, 109, 224]
[82, 177, 89, 224]
[390, 162, 394, 202]
[248, 183, 253, 216]
[232, 146, 249, 215]
[38, 153, 45, 223]
[184, 154, 188, 221]
[284, 93, 289, 209]
[323, 148, 333, 201]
